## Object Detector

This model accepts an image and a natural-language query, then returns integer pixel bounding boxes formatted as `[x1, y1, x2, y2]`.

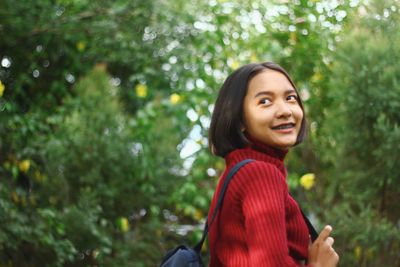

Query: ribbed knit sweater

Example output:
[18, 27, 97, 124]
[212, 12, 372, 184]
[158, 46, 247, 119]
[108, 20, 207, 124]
[208, 141, 311, 266]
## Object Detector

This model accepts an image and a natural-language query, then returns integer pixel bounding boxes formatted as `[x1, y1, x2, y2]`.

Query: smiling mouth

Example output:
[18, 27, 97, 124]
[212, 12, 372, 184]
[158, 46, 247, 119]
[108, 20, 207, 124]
[271, 123, 295, 130]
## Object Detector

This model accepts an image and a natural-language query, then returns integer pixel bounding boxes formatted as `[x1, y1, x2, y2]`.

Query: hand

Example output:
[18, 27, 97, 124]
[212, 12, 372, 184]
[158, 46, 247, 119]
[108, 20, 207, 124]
[308, 225, 339, 267]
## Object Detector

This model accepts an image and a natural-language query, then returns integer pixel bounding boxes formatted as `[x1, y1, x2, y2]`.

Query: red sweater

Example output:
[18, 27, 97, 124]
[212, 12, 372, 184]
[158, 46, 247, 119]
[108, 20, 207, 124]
[208, 141, 311, 266]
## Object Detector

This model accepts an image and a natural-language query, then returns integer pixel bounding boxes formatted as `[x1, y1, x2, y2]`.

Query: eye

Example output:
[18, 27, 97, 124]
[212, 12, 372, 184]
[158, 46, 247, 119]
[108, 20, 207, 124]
[259, 98, 272, 105]
[287, 95, 298, 102]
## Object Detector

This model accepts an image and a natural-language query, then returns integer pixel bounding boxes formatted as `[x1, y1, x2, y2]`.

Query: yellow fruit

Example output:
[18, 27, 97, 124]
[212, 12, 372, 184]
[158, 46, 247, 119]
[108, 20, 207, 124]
[250, 54, 259, 62]
[230, 60, 240, 70]
[117, 217, 129, 232]
[311, 71, 323, 83]
[170, 93, 181, 105]
[76, 41, 86, 52]
[215, 161, 224, 171]
[290, 32, 297, 44]
[193, 209, 203, 221]
[354, 245, 362, 261]
[19, 160, 30, 173]
[300, 173, 315, 190]
[0, 80, 5, 97]
[135, 83, 148, 98]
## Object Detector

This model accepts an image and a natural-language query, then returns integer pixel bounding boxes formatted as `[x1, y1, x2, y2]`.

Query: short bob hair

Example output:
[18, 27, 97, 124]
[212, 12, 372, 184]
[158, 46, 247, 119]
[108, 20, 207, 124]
[209, 62, 307, 158]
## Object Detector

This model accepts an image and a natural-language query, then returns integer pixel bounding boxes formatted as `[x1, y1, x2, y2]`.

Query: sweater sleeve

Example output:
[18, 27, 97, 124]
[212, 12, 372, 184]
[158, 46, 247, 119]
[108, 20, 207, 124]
[239, 162, 311, 267]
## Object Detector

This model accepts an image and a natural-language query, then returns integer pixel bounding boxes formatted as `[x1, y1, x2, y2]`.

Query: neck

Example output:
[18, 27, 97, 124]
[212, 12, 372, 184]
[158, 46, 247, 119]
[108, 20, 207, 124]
[245, 135, 289, 160]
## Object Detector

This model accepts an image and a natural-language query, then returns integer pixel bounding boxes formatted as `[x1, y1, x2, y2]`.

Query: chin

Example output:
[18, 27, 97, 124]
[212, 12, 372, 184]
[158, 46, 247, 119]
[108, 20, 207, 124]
[275, 141, 296, 150]
[275, 145, 291, 150]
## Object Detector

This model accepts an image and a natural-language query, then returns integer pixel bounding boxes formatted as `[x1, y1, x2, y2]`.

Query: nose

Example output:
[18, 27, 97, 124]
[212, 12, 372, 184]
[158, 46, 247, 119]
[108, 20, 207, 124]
[275, 101, 292, 118]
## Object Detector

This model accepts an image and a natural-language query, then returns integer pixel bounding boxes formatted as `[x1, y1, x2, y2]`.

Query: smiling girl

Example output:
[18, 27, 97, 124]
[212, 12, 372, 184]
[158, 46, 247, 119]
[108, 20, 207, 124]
[207, 62, 339, 267]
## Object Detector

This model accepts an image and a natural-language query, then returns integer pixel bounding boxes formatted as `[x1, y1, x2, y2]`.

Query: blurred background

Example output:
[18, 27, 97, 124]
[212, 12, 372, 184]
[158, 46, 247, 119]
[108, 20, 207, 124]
[0, 0, 399, 266]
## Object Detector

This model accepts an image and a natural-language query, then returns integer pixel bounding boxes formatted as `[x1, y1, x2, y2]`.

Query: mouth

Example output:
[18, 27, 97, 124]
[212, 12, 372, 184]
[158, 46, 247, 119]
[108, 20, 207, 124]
[271, 123, 295, 130]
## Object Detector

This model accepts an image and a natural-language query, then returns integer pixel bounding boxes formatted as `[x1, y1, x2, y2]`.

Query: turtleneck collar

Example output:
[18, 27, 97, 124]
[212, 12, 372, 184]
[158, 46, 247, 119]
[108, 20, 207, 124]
[246, 135, 288, 161]
[224, 135, 289, 177]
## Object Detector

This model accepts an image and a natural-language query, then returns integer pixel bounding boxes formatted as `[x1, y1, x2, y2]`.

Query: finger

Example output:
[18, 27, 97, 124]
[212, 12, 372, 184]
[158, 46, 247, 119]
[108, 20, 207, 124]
[334, 251, 340, 262]
[316, 225, 332, 243]
[325, 236, 334, 246]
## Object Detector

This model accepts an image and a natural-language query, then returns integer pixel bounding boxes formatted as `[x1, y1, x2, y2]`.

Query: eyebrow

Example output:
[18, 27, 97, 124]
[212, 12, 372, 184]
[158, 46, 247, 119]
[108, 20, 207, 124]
[254, 89, 296, 98]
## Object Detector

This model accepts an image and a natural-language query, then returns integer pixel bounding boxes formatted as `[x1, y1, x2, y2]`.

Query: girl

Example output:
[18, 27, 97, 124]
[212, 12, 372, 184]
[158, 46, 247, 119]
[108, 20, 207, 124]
[207, 62, 339, 267]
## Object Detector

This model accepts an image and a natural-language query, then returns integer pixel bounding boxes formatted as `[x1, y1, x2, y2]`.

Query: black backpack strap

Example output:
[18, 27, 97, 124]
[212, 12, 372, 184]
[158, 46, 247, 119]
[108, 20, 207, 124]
[193, 159, 254, 253]
[288, 193, 319, 242]
[300, 207, 318, 242]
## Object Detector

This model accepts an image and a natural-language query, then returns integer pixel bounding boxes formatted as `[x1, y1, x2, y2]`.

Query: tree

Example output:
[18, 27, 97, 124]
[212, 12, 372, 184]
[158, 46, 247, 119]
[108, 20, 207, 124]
[3, 0, 399, 266]
[320, 0, 400, 265]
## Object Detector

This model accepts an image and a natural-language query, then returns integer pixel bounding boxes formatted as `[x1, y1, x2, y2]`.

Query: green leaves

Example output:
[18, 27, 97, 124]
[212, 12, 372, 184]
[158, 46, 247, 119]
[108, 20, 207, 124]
[318, 1, 400, 265]
[1, 0, 400, 266]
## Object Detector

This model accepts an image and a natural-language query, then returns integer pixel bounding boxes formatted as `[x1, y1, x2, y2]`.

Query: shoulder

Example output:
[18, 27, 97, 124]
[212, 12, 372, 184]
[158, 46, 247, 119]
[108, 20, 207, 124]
[230, 160, 286, 190]
[236, 160, 283, 178]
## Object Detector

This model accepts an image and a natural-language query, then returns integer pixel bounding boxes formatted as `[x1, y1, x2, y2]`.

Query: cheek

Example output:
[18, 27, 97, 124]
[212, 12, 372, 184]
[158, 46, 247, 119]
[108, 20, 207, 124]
[294, 106, 304, 121]
[243, 113, 255, 133]
[242, 104, 257, 128]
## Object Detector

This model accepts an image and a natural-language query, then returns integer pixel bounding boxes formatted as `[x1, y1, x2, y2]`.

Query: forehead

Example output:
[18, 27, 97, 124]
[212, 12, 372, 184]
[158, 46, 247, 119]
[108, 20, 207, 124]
[247, 69, 293, 94]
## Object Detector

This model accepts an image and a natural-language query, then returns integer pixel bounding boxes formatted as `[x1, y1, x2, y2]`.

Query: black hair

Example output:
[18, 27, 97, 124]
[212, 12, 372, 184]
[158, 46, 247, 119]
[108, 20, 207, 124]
[208, 62, 307, 157]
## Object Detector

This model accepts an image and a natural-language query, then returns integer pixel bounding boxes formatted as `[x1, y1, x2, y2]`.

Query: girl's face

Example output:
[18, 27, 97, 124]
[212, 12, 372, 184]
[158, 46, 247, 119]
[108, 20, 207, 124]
[242, 69, 303, 150]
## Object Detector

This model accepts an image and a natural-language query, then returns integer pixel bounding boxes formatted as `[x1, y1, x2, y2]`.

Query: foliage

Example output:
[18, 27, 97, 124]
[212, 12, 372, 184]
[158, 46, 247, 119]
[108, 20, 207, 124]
[319, 1, 400, 265]
[0, 0, 399, 266]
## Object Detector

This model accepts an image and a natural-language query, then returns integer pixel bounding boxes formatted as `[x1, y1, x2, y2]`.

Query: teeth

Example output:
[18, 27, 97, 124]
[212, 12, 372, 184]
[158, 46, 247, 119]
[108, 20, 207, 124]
[273, 124, 293, 130]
